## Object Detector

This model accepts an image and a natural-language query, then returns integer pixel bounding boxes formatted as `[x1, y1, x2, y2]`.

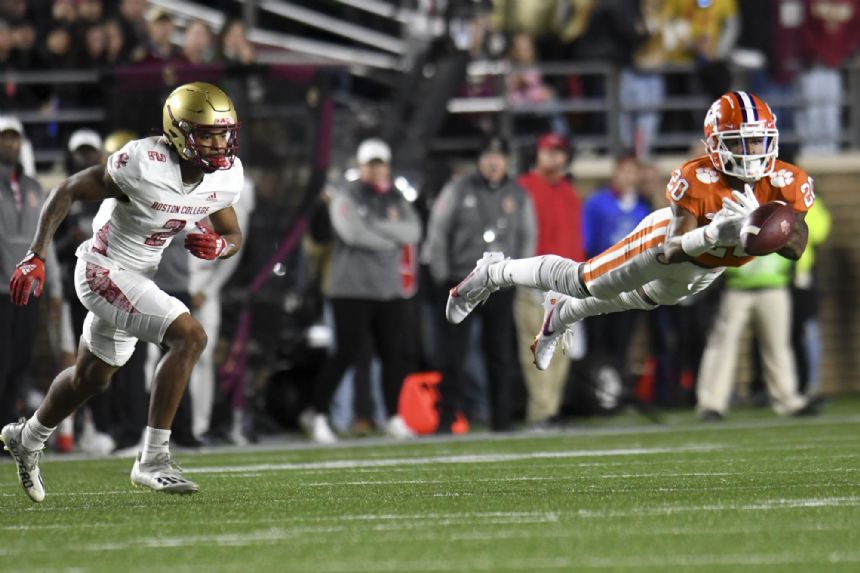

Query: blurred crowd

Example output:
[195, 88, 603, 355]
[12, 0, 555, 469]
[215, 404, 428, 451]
[0, 0, 849, 453]
[448, 0, 860, 158]
[0, 0, 254, 111]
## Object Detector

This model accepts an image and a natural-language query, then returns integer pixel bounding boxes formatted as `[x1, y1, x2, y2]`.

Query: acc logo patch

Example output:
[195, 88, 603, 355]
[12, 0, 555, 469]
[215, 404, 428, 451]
[770, 169, 794, 187]
[695, 167, 720, 184]
[114, 153, 129, 169]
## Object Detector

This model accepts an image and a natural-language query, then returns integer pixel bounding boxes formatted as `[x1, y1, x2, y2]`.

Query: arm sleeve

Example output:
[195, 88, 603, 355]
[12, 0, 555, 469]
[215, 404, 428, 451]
[781, 169, 814, 213]
[370, 199, 423, 245]
[105, 140, 144, 196]
[422, 182, 458, 285]
[329, 191, 398, 251]
[519, 193, 537, 258]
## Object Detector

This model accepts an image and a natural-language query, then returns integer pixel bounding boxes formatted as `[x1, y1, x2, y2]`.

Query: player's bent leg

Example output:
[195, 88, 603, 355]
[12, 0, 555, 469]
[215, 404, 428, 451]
[149, 313, 207, 430]
[131, 313, 204, 494]
[528, 289, 659, 371]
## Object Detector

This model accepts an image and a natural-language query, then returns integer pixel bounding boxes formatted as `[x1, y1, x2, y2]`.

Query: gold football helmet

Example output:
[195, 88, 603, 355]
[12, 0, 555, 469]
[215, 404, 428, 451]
[162, 82, 239, 172]
[103, 129, 137, 155]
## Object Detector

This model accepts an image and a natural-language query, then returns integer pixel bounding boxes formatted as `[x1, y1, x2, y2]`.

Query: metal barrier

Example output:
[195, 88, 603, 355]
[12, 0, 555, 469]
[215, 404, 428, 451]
[442, 60, 860, 157]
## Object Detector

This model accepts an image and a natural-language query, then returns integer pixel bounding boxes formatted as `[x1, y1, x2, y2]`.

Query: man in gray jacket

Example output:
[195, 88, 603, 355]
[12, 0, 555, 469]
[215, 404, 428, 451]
[300, 139, 422, 443]
[0, 116, 63, 424]
[424, 137, 536, 432]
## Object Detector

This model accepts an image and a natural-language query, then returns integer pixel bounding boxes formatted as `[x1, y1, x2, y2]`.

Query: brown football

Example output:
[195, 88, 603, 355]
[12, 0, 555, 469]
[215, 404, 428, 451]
[740, 202, 796, 256]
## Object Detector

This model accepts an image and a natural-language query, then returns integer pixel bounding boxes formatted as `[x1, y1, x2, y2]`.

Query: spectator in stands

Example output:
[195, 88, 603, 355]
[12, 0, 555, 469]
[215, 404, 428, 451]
[300, 139, 421, 443]
[77, 0, 104, 25]
[103, 18, 127, 66]
[506, 32, 568, 136]
[51, 0, 78, 26]
[792, 197, 831, 397]
[148, 233, 203, 449]
[188, 178, 255, 443]
[140, 8, 177, 63]
[218, 18, 254, 65]
[582, 156, 651, 380]
[0, 20, 16, 74]
[424, 136, 536, 432]
[0, 0, 27, 24]
[0, 116, 63, 424]
[10, 21, 37, 69]
[77, 22, 106, 69]
[116, 0, 147, 60]
[622, 0, 667, 159]
[697, 254, 816, 420]
[181, 19, 215, 66]
[40, 25, 75, 69]
[798, 0, 860, 155]
[662, 0, 739, 130]
[515, 133, 583, 428]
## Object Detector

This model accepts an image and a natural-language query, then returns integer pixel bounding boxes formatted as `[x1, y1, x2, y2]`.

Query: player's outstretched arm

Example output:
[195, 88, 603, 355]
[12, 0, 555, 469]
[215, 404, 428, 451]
[777, 211, 808, 261]
[29, 165, 125, 258]
[660, 204, 701, 264]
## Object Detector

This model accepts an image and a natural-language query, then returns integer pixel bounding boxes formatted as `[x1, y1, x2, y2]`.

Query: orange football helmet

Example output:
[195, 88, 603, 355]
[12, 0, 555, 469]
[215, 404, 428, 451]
[703, 91, 778, 182]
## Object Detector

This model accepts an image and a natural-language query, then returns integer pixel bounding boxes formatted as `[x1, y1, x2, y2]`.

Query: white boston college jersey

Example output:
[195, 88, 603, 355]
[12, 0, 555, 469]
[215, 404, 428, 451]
[76, 136, 243, 276]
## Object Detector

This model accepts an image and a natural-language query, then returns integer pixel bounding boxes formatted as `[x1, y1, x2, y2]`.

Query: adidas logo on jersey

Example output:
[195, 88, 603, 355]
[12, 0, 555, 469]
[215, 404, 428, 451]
[205, 192, 218, 202]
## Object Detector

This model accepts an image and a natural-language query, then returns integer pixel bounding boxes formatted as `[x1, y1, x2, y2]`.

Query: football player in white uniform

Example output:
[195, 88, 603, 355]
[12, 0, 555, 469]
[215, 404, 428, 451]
[1, 82, 245, 500]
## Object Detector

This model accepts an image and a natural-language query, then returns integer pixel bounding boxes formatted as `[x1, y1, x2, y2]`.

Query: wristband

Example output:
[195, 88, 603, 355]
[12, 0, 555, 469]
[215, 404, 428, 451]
[680, 227, 715, 257]
[26, 250, 46, 263]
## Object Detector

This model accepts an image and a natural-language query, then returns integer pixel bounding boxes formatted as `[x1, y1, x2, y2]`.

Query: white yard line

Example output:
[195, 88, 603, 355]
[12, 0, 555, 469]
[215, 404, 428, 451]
[184, 445, 722, 475]
[576, 496, 860, 517]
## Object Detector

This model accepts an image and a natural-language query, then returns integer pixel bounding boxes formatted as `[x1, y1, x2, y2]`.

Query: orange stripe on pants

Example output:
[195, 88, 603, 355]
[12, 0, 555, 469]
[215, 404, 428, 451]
[583, 220, 670, 284]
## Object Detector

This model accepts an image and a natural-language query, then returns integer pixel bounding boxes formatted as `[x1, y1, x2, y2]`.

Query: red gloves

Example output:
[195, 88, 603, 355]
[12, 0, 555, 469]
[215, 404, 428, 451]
[185, 223, 229, 260]
[10, 251, 46, 305]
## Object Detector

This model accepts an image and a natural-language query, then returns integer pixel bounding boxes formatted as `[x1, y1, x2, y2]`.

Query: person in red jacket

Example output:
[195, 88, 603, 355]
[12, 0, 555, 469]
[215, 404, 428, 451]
[514, 133, 584, 427]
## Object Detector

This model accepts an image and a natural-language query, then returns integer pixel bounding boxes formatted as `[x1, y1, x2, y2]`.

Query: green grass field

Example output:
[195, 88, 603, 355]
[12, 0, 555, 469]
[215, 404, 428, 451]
[2, 400, 859, 573]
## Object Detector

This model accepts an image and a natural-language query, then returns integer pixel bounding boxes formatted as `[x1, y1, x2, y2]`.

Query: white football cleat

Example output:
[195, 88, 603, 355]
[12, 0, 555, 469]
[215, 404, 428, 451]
[299, 410, 338, 444]
[1, 419, 46, 503]
[131, 452, 199, 494]
[446, 252, 505, 324]
[385, 415, 416, 440]
[531, 291, 565, 371]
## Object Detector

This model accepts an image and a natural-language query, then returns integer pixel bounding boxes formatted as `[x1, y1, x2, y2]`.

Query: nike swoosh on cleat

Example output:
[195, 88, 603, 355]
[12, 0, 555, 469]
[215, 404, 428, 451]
[542, 307, 556, 336]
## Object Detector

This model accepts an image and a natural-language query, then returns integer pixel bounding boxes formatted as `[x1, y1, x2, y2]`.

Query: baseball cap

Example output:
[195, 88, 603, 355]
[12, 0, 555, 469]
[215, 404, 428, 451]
[479, 136, 509, 156]
[146, 7, 172, 23]
[0, 115, 24, 136]
[68, 128, 103, 152]
[357, 138, 391, 164]
[537, 133, 568, 152]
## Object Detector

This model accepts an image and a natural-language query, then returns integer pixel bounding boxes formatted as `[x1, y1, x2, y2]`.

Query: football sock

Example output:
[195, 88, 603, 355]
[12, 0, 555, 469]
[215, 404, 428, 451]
[21, 415, 55, 451]
[141, 426, 171, 463]
[488, 255, 588, 298]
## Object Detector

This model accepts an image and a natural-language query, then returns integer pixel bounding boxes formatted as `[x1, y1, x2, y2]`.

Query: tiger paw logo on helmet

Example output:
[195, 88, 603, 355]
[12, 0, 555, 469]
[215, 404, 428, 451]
[695, 167, 720, 184]
[769, 169, 794, 187]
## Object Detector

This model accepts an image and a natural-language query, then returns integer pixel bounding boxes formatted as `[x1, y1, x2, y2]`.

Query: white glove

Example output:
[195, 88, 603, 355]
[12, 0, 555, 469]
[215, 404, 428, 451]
[704, 208, 745, 246]
[722, 184, 760, 219]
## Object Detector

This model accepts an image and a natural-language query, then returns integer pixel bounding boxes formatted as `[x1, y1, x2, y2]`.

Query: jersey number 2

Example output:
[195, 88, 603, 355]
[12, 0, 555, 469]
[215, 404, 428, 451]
[145, 219, 186, 246]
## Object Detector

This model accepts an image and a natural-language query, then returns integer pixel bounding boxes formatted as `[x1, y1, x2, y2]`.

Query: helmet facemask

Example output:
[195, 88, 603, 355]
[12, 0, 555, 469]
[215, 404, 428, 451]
[706, 125, 778, 182]
[171, 115, 240, 174]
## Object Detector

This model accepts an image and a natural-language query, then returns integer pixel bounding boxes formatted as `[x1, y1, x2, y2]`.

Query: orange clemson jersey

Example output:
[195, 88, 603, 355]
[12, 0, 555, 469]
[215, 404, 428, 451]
[665, 156, 815, 268]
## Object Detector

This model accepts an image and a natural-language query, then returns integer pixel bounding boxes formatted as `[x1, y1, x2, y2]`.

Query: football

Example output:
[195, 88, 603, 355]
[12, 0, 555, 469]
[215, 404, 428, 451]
[740, 201, 796, 256]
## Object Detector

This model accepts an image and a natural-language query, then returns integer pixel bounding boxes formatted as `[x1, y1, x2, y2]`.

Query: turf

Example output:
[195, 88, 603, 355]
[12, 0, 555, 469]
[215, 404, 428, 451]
[2, 399, 859, 573]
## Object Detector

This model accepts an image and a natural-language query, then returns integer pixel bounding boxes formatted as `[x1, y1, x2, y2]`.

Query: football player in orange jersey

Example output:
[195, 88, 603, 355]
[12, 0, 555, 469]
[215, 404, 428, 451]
[446, 91, 814, 371]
